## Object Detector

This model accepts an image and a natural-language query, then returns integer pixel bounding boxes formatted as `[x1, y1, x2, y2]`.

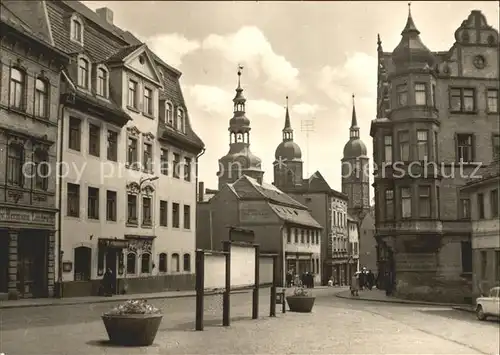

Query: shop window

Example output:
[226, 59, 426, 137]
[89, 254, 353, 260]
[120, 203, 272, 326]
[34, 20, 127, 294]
[127, 253, 136, 274]
[159, 253, 167, 272]
[171, 253, 180, 272]
[183, 253, 191, 272]
[141, 253, 151, 273]
[74, 246, 91, 281]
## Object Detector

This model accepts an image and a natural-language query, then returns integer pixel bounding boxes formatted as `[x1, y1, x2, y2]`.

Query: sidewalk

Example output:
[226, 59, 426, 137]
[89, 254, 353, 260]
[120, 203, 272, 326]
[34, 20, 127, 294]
[0, 288, 249, 309]
[0, 285, 332, 309]
[336, 288, 465, 307]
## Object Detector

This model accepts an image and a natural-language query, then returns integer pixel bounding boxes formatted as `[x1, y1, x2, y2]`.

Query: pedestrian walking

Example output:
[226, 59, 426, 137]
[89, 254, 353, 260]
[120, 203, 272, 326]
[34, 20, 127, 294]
[367, 270, 375, 290]
[350, 274, 359, 296]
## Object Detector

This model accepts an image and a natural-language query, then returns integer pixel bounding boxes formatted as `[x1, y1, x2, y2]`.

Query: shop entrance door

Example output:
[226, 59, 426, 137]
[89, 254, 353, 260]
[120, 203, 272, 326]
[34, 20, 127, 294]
[17, 232, 47, 298]
[105, 251, 118, 294]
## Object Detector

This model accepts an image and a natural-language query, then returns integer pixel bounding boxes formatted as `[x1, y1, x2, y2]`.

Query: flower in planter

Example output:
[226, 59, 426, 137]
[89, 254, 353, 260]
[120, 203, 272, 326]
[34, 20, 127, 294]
[293, 286, 311, 297]
[104, 299, 161, 316]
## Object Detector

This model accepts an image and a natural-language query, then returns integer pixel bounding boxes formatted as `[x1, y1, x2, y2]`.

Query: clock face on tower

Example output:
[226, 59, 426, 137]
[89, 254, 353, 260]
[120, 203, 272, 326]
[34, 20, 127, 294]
[473, 55, 486, 69]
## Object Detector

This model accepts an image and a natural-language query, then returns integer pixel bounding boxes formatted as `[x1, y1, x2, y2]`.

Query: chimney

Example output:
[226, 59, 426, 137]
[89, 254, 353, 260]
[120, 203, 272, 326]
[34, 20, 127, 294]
[96, 7, 113, 24]
[198, 181, 204, 202]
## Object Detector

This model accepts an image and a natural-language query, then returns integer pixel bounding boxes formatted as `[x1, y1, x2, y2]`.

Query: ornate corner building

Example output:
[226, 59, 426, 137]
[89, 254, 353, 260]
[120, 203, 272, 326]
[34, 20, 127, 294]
[370, 7, 499, 303]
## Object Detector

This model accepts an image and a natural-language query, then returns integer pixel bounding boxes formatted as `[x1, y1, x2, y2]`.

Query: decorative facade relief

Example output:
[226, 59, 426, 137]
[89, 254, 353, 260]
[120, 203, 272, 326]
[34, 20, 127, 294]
[126, 182, 140, 195]
[127, 125, 141, 137]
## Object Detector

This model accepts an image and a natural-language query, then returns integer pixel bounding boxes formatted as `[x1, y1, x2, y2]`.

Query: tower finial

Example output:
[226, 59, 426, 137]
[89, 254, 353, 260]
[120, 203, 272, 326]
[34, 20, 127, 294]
[237, 64, 244, 88]
[352, 93, 355, 106]
[286, 95, 289, 109]
[350, 93, 358, 131]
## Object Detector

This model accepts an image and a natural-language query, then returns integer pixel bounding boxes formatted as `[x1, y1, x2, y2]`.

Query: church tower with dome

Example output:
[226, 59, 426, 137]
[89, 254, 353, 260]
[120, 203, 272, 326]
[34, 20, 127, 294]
[217, 67, 264, 190]
[342, 95, 370, 218]
[273, 96, 303, 190]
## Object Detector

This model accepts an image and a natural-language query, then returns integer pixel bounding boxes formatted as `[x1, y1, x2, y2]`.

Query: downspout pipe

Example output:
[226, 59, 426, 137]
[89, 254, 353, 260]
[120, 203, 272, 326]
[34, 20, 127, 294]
[57, 70, 75, 298]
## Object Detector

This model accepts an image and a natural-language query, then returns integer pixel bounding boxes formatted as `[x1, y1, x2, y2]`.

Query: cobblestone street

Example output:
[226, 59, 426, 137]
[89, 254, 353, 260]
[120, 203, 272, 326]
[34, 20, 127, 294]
[1, 288, 498, 355]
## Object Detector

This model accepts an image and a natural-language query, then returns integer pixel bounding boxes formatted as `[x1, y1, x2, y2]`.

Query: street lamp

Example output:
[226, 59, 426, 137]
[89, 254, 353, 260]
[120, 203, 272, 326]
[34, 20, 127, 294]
[139, 176, 159, 189]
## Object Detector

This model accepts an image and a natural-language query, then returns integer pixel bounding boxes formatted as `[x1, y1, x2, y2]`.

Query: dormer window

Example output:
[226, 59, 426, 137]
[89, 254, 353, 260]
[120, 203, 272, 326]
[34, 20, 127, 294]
[177, 108, 185, 133]
[77, 57, 90, 89]
[96, 66, 108, 98]
[70, 15, 84, 45]
[166, 102, 173, 125]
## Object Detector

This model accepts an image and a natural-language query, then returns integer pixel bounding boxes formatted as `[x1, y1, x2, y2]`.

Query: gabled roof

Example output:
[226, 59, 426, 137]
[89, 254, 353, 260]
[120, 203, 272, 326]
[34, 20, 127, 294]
[106, 44, 143, 63]
[269, 204, 322, 229]
[234, 176, 307, 209]
[2, 1, 53, 46]
[287, 171, 347, 200]
[1, 3, 68, 61]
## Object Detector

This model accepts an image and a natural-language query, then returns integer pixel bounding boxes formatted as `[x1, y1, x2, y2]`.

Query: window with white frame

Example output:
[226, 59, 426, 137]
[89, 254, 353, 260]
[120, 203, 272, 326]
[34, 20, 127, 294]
[34, 78, 48, 117]
[70, 15, 83, 44]
[177, 108, 185, 132]
[96, 66, 108, 97]
[77, 57, 90, 89]
[166, 102, 173, 125]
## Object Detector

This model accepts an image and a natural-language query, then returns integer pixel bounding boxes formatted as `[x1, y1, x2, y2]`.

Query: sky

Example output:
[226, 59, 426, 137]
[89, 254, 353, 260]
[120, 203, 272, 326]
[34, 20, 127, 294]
[84, 1, 499, 195]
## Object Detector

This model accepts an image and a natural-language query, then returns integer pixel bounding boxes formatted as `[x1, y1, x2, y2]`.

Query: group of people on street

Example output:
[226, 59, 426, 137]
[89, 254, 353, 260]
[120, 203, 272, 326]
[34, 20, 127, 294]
[350, 267, 376, 296]
[350, 267, 395, 297]
[286, 270, 316, 288]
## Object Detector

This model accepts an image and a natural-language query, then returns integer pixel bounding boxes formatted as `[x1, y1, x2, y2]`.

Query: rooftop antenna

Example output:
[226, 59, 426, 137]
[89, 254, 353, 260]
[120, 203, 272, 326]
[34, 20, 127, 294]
[301, 116, 315, 177]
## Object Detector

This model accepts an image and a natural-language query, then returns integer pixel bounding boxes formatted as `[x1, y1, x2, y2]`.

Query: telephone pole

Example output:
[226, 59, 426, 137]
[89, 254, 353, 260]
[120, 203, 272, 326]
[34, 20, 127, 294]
[301, 117, 315, 177]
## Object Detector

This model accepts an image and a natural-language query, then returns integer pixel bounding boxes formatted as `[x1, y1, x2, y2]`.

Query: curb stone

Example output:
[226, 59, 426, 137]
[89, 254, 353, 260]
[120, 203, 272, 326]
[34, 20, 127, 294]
[452, 305, 476, 313]
[335, 291, 465, 307]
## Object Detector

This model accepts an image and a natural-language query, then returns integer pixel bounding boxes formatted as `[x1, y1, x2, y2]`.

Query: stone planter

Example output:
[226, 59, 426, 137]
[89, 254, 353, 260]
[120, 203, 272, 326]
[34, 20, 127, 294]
[286, 295, 316, 313]
[101, 314, 163, 346]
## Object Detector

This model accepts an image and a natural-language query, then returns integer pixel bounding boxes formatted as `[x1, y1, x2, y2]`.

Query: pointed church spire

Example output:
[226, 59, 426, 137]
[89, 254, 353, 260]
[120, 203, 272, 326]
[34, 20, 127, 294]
[402, 2, 420, 35]
[283, 95, 293, 141]
[350, 94, 360, 139]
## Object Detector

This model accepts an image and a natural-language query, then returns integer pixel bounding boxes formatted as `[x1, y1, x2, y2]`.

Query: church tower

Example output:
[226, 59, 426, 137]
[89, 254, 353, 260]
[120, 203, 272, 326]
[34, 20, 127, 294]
[341, 95, 370, 218]
[273, 96, 303, 190]
[217, 67, 264, 190]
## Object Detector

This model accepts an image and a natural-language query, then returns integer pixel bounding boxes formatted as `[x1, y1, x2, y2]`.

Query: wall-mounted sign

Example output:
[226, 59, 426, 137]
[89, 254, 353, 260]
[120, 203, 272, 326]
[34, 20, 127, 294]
[98, 238, 130, 249]
[0, 208, 55, 225]
[62, 261, 73, 273]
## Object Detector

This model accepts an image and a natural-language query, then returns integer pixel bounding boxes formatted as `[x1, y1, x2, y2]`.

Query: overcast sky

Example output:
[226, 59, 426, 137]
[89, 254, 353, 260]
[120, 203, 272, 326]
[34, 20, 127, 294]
[84, 1, 499, 194]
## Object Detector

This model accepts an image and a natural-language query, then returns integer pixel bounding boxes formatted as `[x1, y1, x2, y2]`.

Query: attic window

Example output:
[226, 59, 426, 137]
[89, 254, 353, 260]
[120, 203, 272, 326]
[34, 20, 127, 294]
[70, 15, 84, 45]
[139, 56, 145, 65]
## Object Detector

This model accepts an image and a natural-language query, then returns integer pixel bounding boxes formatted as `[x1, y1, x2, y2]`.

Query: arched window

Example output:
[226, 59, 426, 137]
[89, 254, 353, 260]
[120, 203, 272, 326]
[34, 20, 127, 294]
[171, 253, 180, 272]
[126, 253, 136, 274]
[78, 57, 89, 89]
[177, 108, 185, 132]
[10, 68, 25, 110]
[7, 143, 24, 186]
[166, 102, 173, 125]
[183, 253, 191, 272]
[34, 78, 48, 117]
[96, 67, 108, 97]
[159, 253, 167, 272]
[141, 253, 151, 273]
[33, 149, 49, 190]
[74, 246, 91, 281]
[71, 16, 83, 44]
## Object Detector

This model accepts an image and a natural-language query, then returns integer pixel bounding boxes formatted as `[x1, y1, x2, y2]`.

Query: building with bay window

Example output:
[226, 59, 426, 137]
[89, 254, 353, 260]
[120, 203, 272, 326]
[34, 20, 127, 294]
[370, 7, 499, 303]
[0, 1, 68, 299]
[44, 1, 204, 297]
